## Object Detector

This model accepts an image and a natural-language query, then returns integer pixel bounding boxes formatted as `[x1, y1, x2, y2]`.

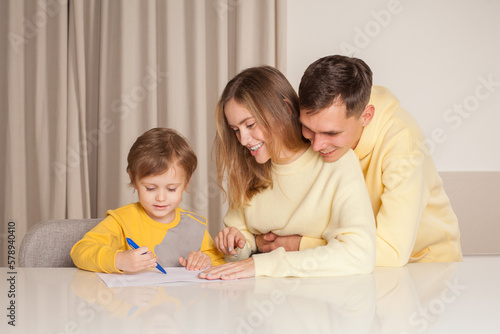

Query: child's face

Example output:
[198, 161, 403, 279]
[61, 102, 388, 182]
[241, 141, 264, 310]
[133, 165, 188, 224]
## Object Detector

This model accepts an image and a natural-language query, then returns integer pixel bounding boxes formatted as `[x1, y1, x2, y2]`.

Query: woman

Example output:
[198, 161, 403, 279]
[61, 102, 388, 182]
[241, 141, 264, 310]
[199, 66, 376, 280]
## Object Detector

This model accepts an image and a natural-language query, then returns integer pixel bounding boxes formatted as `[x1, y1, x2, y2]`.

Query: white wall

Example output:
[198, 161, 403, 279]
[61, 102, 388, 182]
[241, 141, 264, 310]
[286, 0, 500, 172]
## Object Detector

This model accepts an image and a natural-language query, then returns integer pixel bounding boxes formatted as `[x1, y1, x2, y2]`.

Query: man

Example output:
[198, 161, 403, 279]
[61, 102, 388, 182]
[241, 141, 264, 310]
[256, 55, 462, 267]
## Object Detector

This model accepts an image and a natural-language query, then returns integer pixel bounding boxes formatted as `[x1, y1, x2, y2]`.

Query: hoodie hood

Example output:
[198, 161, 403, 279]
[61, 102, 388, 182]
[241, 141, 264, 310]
[354, 86, 401, 160]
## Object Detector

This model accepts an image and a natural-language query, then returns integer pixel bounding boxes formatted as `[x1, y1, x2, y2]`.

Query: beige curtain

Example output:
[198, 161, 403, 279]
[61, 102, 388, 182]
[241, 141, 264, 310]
[0, 0, 287, 266]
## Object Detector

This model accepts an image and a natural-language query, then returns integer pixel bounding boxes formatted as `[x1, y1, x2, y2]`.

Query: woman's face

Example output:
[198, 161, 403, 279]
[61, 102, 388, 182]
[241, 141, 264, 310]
[224, 98, 271, 164]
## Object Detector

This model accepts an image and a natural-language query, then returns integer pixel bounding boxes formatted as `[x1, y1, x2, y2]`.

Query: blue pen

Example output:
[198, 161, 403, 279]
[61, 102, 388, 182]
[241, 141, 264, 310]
[126, 237, 167, 274]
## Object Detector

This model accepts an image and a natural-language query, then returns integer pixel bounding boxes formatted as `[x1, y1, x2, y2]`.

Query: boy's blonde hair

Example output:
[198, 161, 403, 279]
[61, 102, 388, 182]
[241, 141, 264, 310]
[127, 128, 197, 186]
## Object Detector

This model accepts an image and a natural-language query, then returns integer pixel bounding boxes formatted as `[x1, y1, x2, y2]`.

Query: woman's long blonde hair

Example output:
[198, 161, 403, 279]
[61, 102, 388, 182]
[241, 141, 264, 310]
[214, 66, 308, 208]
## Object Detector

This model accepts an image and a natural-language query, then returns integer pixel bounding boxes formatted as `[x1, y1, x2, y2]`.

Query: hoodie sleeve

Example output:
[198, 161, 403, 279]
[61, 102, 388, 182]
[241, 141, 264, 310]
[70, 215, 126, 273]
[200, 230, 226, 266]
[374, 133, 430, 267]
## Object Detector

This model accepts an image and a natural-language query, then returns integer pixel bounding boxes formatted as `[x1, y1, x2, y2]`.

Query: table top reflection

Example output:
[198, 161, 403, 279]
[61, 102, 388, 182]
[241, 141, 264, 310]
[2, 255, 499, 334]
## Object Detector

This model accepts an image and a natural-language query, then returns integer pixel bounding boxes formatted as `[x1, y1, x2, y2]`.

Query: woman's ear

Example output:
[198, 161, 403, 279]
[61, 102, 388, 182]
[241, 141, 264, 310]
[283, 98, 294, 115]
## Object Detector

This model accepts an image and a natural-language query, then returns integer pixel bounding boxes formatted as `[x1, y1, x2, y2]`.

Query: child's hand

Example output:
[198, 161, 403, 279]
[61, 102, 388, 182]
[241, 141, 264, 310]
[215, 227, 246, 256]
[179, 251, 211, 271]
[115, 246, 159, 273]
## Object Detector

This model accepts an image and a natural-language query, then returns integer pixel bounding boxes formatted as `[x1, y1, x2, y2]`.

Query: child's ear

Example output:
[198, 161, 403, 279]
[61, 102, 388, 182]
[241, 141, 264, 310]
[127, 170, 137, 189]
[184, 178, 191, 191]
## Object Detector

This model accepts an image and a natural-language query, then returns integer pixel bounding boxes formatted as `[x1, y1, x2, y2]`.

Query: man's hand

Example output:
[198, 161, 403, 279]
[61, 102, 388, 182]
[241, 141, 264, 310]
[255, 232, 302, 253]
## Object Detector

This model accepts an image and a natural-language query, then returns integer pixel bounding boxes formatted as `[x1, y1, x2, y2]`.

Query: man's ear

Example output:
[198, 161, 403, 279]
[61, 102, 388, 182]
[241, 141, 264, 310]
[360, 104, 375, 126]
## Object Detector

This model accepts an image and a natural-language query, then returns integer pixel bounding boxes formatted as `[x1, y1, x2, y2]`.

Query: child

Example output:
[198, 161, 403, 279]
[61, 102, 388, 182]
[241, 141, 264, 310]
[71, 127, 225, 273]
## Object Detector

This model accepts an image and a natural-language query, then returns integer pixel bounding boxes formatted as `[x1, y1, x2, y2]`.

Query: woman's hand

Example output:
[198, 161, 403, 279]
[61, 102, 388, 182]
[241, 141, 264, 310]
[179, 251, 211, 271]
[215, 226, 246, 256]
[198, 257, 255, 280]
[115, 247, 158, 273]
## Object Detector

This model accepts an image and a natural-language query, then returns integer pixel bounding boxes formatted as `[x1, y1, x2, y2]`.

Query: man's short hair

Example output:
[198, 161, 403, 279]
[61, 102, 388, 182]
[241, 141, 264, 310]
[299, 55, 373, 118]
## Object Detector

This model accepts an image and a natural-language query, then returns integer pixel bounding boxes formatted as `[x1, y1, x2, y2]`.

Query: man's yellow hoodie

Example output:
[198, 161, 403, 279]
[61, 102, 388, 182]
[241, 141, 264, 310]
[354, 86, 462, 266]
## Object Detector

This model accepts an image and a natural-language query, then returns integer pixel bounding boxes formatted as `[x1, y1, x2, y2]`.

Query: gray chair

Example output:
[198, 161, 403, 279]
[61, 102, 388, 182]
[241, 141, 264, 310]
[19, 218, 102, 267]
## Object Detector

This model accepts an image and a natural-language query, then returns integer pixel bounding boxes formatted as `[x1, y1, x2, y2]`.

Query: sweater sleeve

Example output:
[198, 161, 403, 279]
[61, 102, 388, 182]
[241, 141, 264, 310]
[299, 236, 327, 250]
[222, 206, 256, 261]
[200, 230, 226, 266]
[252, 175, 376, 277]
[70, 215, 126, 273]
[375, 151, 429, 267]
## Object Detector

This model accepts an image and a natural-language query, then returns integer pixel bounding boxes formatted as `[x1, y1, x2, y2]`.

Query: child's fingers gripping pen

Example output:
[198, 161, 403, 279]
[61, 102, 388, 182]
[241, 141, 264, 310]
[126, 238, 167, 274]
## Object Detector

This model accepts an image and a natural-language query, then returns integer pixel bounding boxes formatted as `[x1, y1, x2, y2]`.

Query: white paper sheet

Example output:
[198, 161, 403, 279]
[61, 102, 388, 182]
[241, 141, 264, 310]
[96, 267, 208, 287]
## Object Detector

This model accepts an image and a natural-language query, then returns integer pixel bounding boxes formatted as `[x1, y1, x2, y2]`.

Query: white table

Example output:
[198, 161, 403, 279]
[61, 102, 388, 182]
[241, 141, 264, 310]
[2, 255, 499, 333]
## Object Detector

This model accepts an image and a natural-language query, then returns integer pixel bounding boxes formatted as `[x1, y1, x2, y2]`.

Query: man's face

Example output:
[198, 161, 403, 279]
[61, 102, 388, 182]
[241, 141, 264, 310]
[299, 101, 373, 162]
